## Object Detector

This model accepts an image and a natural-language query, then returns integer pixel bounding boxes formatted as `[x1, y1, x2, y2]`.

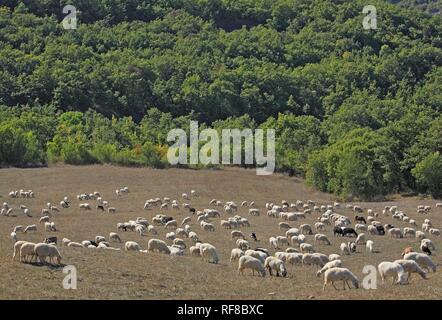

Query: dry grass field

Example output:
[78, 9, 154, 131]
[0, 165, 441, 300]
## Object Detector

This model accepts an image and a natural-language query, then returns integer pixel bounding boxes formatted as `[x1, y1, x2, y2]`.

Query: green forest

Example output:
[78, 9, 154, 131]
[0, 0, 441, 200]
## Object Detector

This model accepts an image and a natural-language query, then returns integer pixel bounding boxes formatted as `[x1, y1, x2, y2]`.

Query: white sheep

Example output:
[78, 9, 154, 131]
[236, 239, 250, 250]
[329, 254, 341, 261]
[147, 225, 158, 235]
[245, 249, 268, 264]
[403, 252, 436, 273]
[323, 267, 359, 290]
[340, 242, 351, 255]
[200, 221, 215, 232]
[181, 216, 191, 226]
[276, 236, 289, 247]
[12, 241, 27, 260]
[429, 228, 440, 236]
[67, 242, 84, 248]
[355, 233, 366, 245]
[286, 252, 303, 265]
[199, 243, 219, 264]
[238, 255, 266, 277]
[302, 253, 326, 267]
[389, 228, 403, 238]
[394, 259, 427, 281]
[109, 232, 121, 243]
[264, 256, 287, 277]
[378, 261, 408, 285]
[24, 225, 37, 233]
[20, 242, 36, 263]
[314, 234, 331, 245]
[62, 238, 71, 246]
[190, 246, 201, 257]
[230, 248, 244, 262]
[147, 239, 170, 254]
[165, 220, 178, 229]
[231, 230, 245, 240]
[125, 241, 141, 251]
[403, 227, 416, 238]
[269, 237, 279, 249]
[173, 238, 186, 249]
[316, 260, 342, 277]
[35, 243, 62, 265]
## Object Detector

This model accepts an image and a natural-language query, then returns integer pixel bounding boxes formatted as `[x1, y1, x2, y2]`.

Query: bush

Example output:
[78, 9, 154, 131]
[412, 152, 442, 198]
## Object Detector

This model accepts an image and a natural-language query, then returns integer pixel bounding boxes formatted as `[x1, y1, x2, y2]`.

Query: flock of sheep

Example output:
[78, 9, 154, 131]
[2, 186, 442, 292]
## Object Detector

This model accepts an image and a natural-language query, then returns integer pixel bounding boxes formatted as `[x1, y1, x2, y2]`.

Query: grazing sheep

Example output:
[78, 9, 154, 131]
[147, 225, 158, 235]
[279, 222, 291, 231]
[355, 224, 367, 232]
[20, 242, 36, 263]
[200, 221, 215, 232]
[237, 239, 250, 250]
[403, 252, 436, 273]
[315, 222, 326, 231]
[355, 233, 366, 245]
[190, 246, 201, 257]
[265, 256, 287, 277]
[39, 216, 50, 224]
[230, 248, 244, 262]
[314, 234, 331, 245]
[302, 253, 326, 267]
[67, 242, 84, 248]
[300, 224, 313, 235]
[24, 225, 37, 233]
[106, 207, 116, 214]
[389, 228, 403, 238]
[403, 227, 416, 238]
[269, 237, 279, 249]
[276, 236, 289, 247]
[165, 232, 176, 241]
[416, 231, 426, 240]
[429, 228, 440, 236]
[238, 255, 266, 277]
[340, 242, 351, 255]
[200, 243, 219, 264]
[109, 232, 121, 243]
[125, 241, 141, 251]
[173, 238, 186, 249]
[165, 220, 178, 229]
[231, 230, 245, 240]
[245, 250, 268, 264]
[147, 239, 170, 254]
[329, 254, 341, 261]
[181, 216, 191, 226]
[323, 268, 359, 290]
[34, 243, 62, 265]
[286, 252, 303, 265]
[378, 261, 408, 285]
[394, 259, 427, 281]
[285, 247, 298, 253]
[316, 260, 343, 277]
[62, 238, 71, 246]
[12, 241, 27, 261]
[286, 228, 300, 239]
[168, 245, 185, 256]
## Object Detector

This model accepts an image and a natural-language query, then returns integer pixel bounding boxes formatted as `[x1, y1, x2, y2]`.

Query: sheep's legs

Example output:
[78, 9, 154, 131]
[332, 282, 338, 290]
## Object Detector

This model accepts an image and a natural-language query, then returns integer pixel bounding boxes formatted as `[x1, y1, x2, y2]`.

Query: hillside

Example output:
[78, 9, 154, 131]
[0, 0, 441, 200]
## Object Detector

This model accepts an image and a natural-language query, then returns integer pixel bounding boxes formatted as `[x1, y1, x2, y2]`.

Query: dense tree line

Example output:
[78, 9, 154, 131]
[0, 1, 441, 199]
